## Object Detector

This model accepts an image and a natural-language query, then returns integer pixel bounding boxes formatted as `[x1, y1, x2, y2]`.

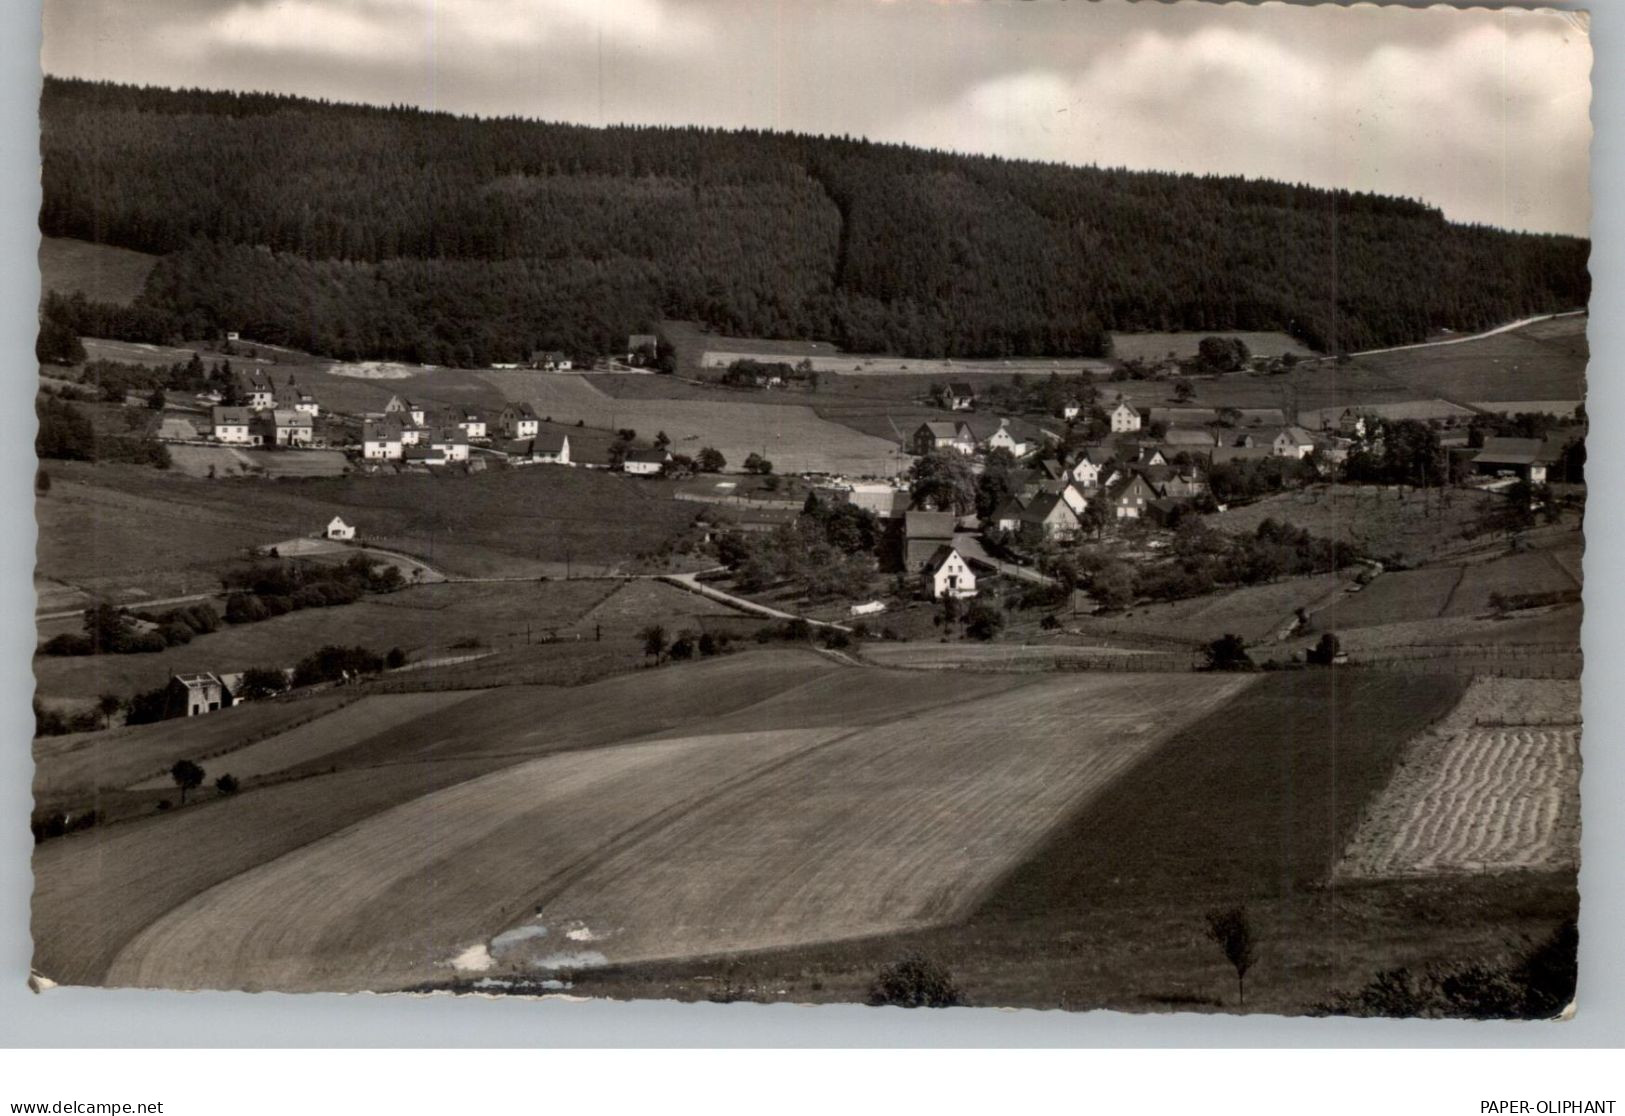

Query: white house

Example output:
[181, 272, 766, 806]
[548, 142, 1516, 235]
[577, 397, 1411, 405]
[325, 516, 356, 541]
[499, 403, 540, 440]
[1068, 447, 1113, 489]
[531, 349, 573, 371]
[431, 429, 471, 463]
[362, 419, 404, 460]
[456, 411, 487, 440]
[242, 376, 275, 411]
[923, 545, 977, 599]
[981, 421, 1028, 458]
[627, 333, 660, 363]
[912, 421, 977, 456]
[255, 408, 313, 447]
[944, 382, 976, 412]
[1060, 400, 1082, 421]
[1273, 426, 1317, 460]
[276, 376, 319, 417]
[384, 395, 427, 427]
[623, 448, 671, 476]
[211, 406, 254, 444]
[1109, 399, 1142, 433]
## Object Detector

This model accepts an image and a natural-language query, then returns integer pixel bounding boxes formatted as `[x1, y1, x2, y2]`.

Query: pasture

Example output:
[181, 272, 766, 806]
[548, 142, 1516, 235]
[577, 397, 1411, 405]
[1205, 484, 1501, 566]
[480, 370, 910, 476]
[1069, 572, 1350, 647]
[1338, 679, 1581, 878]
[88, 668, 1250, 991]
[39, 237, 159, 306]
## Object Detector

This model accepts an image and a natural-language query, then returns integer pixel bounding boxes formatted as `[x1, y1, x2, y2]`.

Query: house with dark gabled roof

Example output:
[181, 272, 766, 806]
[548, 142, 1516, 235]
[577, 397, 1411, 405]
[911, 420, 976, 457]
[1473, 437, 1553, 484]
[945, 382, 976, 411]
[362, 417, 404, 460]
[1112, 473, 1160, 519]
[499, 402, 540, 440]
[1017, 491, 1080, 543]
[904, 510, 958, 569]
[623, 447, 671, 476]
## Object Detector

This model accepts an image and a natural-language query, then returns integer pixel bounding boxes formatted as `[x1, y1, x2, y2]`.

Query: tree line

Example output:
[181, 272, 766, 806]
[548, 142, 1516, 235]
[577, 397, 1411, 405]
[41, 77, 1589, 366]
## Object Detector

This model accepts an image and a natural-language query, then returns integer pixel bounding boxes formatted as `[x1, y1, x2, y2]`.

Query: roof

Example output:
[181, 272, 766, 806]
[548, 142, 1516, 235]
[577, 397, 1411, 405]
[1111, 400, 1141, 416]
[624, 448, 672, 465]
[903, 510, 957, 539]
[504, 402, 539, 419]
[363, 418, 403, 441]
[1210, 445, 1276, 464]
[628, 333, 659, 348]
[919, 420, 971, 440]
[1073, 446, 1114, 466]
[1115, 473, 1159, 498]
[1020, 491, 1072, 522]
[1035, 459, 1066, 480]
[1275, 425, 1316, 445]
[434, 428, 470, 446]
[212, 406, 252, 425]
[1162, 427, 1218, 447]
[403, 445, 441, 461]
[1474, 437, 1548, 466]
[946, 381, 976, 396]
[533, 431, 569, 455]
[263, 408, 311, 428]
[923, 544, 967, 573]
[171, 672, 221, 690]
[531, 349, 568, 362]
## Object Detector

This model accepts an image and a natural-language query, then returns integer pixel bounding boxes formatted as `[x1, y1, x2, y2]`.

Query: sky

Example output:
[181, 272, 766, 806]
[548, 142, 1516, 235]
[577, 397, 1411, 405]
[40, 0, 1593, 236]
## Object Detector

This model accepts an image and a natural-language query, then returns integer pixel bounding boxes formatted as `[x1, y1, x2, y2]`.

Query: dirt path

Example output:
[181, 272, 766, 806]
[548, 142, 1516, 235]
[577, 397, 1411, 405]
[657, 572, 851, 631]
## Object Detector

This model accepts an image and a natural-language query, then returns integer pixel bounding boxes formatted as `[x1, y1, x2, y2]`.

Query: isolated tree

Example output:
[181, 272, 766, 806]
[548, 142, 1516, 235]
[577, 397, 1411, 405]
[640, 624, 668, 663]
[1306, 632, 1342, 666]
[1172, 378, 1195, 403]
[696, 447, 726, 473]
[95, 693, 122, 730]
[868, 952, 962, 1008]
[1204, 633, 1253, 671]
[743, 452, 773, 475]
[908, 450, 977, 516]
[385, 647, 407, 669]
[214, 773, 240, 796]
[1205, 905, 1257, 1007]
[170, 759, 205, 805]
[654, 430, 671, 450]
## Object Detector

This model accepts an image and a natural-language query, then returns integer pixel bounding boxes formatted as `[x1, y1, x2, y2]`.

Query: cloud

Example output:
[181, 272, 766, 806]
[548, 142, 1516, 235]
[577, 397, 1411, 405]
[169, 0, 713, 63]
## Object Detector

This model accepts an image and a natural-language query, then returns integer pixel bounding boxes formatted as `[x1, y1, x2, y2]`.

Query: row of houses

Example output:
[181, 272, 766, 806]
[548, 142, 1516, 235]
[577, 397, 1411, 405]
[911, 417, 1034, 458]
[211, 405, 316, 446]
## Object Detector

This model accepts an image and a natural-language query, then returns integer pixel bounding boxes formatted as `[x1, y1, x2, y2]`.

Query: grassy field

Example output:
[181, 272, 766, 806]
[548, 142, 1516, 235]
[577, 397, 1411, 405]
[1205, 484, 1502, 566]
[1343, 315, 1588, 404]
[39, 237, 159, 306]
[1067, 573, 1350, 647]
[1338, 679, 1581, 878]
[32, 650, 836, 986]
[480, 370, 910, 476]
[34, 579, 733, 701]
[36, 461, 705, 599]
[86, 669, 1248, 991]
[1109, 331, 1314, 362]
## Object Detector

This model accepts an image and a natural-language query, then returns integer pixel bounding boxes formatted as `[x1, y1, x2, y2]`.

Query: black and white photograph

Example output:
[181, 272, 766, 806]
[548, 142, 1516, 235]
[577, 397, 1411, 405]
[26, 0, 1592, 1023]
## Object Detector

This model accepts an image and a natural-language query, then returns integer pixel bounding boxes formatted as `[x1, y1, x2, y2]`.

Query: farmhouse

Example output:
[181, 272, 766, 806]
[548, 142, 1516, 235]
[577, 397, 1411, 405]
[241, 373, 275, 411]
[1018, 491, 1081, 543]
[923, 545, 977, 599]
[1273, 426, 1318, 459]
[211, 406, 254, 444]
[944, 382, 976, 411]
[275, 376, 319, 417]
[325, 516, 356, 541]
[912, 421, 977, 457]
[361, 419, 404, 460]
[1110, 399, 1142, 433]
[981, 420, 1029, 458]
[623, 447, 672, 476]
[498, 403, 540, 440]
[903, 510, 958, 570]
[397, 422, 425, 447]
[455, 410, 487, 439]
[1473, 437, 1552, 484]
[384, 396, 427, 426]
[1112, 473, 1160, 519]
[431, 428, 471, 463]
[255, 408, 314, 447]
[991, 493, 1028, 534]
[168, 672, 230, 718]
[530, 349, 572, 371]
[506, 431, 574, 465]
[1069, 446, 1114, 489]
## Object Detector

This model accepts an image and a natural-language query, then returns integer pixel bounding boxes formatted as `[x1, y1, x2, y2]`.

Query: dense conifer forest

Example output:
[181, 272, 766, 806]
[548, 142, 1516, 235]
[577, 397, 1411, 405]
[40, 77, 1590, 366]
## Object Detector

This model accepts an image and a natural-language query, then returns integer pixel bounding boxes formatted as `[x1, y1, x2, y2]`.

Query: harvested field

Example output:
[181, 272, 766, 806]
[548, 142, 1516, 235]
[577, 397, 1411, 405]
[1070, 573, 1349, 646]
[33, 651, 837, 986]
[479, 370, 908, 476]
[239, 450, 350, 477]
[39, 237, 158, 306]
[66, 667, 1250, 991]
[1313, 567, 1465, 630]
[127, 691, 480, 790]
[165, 445, 255, 478]
[1337, 679, 1581, 878]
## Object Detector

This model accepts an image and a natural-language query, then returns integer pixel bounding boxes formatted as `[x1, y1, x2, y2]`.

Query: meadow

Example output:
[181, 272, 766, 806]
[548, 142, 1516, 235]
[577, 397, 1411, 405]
[39, 236, 158, 306]
[1344, 314, 1588, 405]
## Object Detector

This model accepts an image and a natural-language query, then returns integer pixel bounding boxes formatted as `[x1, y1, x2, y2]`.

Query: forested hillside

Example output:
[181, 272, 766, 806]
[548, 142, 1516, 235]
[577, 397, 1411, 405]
[40, 77, 1589, 366]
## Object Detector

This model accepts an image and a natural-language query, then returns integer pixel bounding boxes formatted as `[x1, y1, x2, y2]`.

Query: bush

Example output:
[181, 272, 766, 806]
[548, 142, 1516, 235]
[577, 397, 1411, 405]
[214, 773, 241, 796]
[385, 647, 407, 669]
[158, 621, 194, 647]
[40, 633, 93, 657]
[867, 952, 963, 1008]
[125, 630, 168, 654]
[236, 667, 288, 700]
